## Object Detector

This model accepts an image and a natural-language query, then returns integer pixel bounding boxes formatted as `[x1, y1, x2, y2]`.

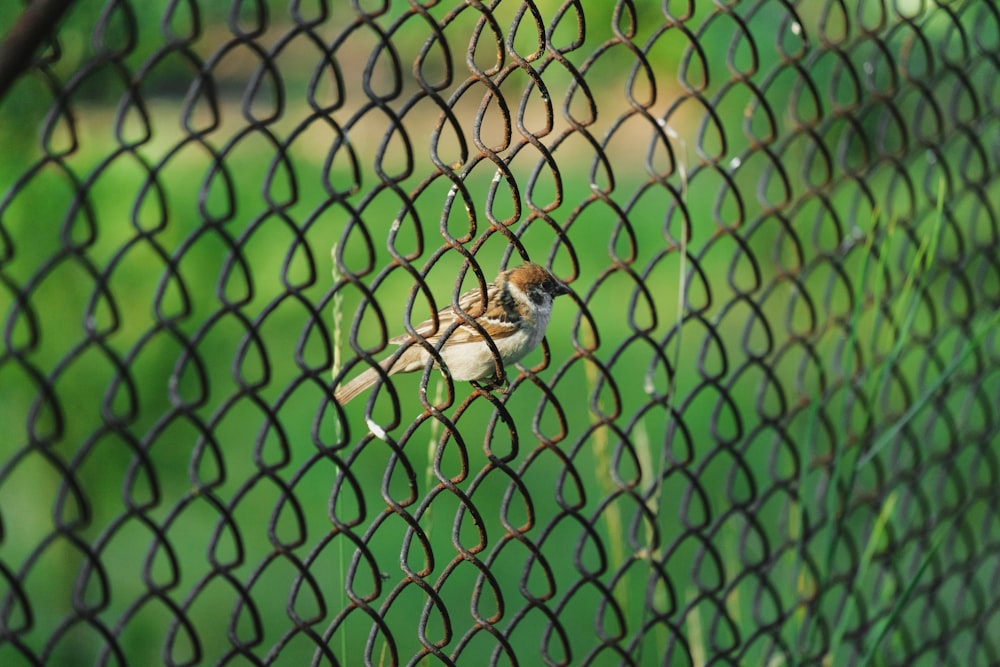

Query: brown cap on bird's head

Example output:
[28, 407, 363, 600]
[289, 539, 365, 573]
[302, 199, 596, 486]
[503, 262, 571, 298]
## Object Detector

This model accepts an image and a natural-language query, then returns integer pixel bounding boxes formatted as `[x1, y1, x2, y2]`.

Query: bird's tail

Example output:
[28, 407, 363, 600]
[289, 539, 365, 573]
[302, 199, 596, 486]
[334, 358, 395, 405]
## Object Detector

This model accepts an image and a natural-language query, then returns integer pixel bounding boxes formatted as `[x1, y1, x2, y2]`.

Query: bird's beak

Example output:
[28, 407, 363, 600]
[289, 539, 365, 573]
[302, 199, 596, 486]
[553, 279, 571, 296]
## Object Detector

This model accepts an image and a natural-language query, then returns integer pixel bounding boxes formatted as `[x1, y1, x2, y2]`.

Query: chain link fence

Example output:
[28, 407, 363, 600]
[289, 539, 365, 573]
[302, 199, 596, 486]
[2, 1, 999, 665]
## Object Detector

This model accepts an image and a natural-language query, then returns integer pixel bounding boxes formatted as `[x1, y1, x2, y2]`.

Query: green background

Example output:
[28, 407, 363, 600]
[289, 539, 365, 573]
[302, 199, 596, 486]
[1, 1, 998, 665]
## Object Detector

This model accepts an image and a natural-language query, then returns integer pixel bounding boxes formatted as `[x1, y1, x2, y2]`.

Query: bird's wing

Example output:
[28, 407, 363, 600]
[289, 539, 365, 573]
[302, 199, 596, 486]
[389, 282, 521, 346]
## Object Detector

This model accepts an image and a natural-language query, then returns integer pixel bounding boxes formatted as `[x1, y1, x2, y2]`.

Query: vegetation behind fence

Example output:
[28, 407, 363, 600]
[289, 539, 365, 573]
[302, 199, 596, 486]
[1, 1, 998, 665]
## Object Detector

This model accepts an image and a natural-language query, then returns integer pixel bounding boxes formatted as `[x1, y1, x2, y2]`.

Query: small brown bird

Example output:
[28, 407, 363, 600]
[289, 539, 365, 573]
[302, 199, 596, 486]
[334, 263, 570, 404]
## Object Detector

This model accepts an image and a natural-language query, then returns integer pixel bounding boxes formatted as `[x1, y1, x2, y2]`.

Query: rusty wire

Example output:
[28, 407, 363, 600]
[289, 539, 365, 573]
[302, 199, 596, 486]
[1, 1, 999, 665]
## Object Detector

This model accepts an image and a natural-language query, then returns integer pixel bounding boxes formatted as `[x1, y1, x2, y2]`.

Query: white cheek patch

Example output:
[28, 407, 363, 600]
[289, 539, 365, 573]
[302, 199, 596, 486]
[505, 281, 531, 310]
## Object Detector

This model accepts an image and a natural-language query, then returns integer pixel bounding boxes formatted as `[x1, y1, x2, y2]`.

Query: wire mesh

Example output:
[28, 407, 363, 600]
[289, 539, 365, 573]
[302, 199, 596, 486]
[1, 1, 999, 665]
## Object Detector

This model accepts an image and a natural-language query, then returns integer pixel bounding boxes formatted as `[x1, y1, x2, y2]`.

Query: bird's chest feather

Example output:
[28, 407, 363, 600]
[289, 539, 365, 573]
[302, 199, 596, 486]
[438, 318, 541, 380]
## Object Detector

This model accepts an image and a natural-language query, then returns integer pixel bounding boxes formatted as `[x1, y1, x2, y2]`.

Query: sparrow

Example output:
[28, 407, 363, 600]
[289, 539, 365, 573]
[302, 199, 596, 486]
[334, 262, 570, 405]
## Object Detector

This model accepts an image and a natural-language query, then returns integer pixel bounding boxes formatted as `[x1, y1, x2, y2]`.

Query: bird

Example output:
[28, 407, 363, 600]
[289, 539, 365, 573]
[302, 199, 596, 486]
[334, 262, 570, 405]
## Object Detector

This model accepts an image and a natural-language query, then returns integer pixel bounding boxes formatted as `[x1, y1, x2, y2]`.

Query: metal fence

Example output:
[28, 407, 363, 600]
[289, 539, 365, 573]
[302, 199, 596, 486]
[2, 1, 999, 665]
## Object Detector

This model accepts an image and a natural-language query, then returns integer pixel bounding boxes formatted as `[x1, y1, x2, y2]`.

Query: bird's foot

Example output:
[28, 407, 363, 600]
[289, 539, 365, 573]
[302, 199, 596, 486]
[473, 374, 509, 394]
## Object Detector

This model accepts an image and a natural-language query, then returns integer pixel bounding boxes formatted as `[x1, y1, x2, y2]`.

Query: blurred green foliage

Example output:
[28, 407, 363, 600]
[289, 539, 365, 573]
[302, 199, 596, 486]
[1, 1, 998, 666]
